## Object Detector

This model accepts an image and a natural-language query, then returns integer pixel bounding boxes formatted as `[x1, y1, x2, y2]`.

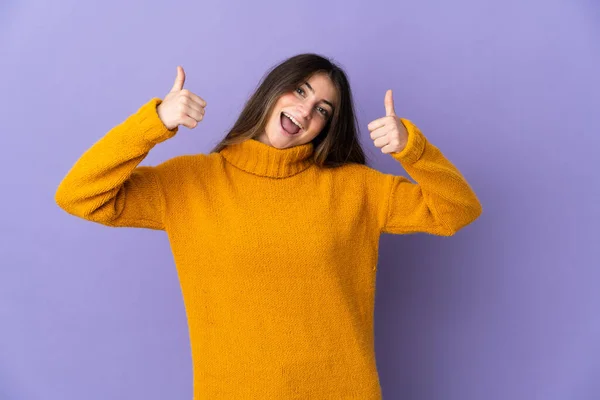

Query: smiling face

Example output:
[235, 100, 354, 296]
[256, 72, 338, 149]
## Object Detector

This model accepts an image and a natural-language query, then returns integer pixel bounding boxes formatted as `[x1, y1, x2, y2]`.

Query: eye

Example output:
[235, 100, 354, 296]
[296, 86, 329, 118]
[317, 106, 329, 117]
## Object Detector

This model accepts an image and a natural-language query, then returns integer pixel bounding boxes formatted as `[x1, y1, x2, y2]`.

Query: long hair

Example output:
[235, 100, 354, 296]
[210, 53, 369, 168]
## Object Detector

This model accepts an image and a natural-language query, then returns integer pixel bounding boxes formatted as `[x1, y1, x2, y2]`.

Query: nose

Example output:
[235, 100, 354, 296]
[296, 104, 311, 120]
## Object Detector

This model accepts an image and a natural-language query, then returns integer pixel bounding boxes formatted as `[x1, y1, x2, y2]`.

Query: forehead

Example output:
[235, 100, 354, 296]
[304, 73, 338, 105]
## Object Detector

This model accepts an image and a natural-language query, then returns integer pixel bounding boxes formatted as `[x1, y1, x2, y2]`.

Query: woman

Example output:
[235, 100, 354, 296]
[55, 53, 482, 399]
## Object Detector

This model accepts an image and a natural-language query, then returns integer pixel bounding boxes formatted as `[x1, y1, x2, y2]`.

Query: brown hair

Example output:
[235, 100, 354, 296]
[209, 53, 370, 168]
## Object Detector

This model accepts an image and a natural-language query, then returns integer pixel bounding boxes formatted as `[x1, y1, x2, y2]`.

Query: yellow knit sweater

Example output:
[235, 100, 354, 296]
[55, 97, 482, 399]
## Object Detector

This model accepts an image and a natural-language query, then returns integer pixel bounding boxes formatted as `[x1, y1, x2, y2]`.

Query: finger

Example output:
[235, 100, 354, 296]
[380, 142, 396, 154]
[372, 132, 392, 148]
[369, 125, 394, 140]
[170, 65, 186, 93]
[186, 91, 207, 108]
[183, 105, 205, 122]
[384, 89, 396, 116]
[182, 112, 203, 129]
[181, 96, 206, 115]
[181, 115, 198, 129]
[367, 116, 389, 131]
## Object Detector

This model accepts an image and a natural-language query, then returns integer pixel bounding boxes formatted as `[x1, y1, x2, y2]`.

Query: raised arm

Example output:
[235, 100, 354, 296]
[366, 90, 481, 236]
[54, 97, 179, 229]
[380, 118, 482, 236]
[55, 66, 207, 229]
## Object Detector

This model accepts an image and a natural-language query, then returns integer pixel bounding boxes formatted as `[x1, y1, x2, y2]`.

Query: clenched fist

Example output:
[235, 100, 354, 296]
[367, 89, 408, 154]
[157, 66, 207, 130]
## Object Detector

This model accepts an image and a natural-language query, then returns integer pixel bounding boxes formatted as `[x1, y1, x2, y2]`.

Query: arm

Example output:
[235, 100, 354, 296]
[381, 119, 482, 236]
[54, 98, 178, 230]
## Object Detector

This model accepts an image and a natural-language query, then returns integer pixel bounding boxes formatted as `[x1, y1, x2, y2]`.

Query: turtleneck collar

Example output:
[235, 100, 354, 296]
[219, 138, 315, 178]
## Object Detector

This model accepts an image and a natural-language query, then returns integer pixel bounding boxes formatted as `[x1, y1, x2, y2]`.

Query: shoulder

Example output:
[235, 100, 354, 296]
[154, 152, 218, 172]
[148, 152, 220, 186]
[323, 161, 408, 203]
[325, 161, 391, 184]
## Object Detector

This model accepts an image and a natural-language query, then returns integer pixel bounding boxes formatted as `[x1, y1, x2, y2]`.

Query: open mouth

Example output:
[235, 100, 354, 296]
[280, 112, 302, 135]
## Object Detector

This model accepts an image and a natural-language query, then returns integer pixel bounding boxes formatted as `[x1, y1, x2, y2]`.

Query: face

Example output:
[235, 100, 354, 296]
[256, 72, 338, 149]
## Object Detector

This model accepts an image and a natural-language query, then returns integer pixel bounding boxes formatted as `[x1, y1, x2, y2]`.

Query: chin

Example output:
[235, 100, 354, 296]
[267, 129, 306, 148]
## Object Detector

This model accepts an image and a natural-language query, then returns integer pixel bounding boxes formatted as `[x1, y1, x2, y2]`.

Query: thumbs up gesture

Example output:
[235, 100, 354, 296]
[157, 66, 208, 131]
[367, 90, 408, 154]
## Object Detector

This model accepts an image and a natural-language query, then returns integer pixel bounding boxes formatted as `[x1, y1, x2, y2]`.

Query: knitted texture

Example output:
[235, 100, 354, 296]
[55, 97, 482, 399]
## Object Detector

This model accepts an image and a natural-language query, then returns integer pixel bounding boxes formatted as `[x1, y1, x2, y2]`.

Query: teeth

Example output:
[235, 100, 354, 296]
[283, 112, 303, 130]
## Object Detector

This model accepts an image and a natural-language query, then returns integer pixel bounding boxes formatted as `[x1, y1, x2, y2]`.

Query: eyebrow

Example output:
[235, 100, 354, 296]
[303, 81, 335, 112]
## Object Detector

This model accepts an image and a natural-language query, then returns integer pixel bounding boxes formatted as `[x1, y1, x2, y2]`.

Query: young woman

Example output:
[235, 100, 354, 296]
[55, 53, 482, 399]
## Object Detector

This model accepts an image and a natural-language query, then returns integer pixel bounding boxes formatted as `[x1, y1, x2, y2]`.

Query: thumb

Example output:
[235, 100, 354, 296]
[384, 89, 396, 117]
[170, 65, 185, 93]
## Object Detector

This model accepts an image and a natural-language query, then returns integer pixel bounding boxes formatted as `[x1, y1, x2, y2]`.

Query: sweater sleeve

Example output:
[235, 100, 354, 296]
[380, 118, 482, 236]
[54, 97, 179, 230]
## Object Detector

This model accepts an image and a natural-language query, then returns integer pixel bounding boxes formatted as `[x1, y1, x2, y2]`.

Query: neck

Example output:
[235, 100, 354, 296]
[219, 138, 315, 178]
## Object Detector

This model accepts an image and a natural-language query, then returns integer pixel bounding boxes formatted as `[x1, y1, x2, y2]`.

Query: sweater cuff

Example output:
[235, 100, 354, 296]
[389, 118, 426, 164]
[132, 97, 179, 144]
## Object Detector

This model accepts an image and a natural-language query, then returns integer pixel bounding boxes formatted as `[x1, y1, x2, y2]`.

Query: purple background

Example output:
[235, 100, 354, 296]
[1, 0, 599, 399]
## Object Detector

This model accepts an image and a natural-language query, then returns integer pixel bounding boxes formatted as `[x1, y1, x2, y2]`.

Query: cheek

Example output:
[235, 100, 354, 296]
[270, 96, 292, 117]
[277, 93, 296, 105]
[313, 117, 327, 130]
[307, 120, 326, 137]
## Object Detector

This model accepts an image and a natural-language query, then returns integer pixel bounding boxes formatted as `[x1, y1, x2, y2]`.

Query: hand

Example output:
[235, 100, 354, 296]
[367, 89, 408, 154]
[157, 66, 207, 130]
